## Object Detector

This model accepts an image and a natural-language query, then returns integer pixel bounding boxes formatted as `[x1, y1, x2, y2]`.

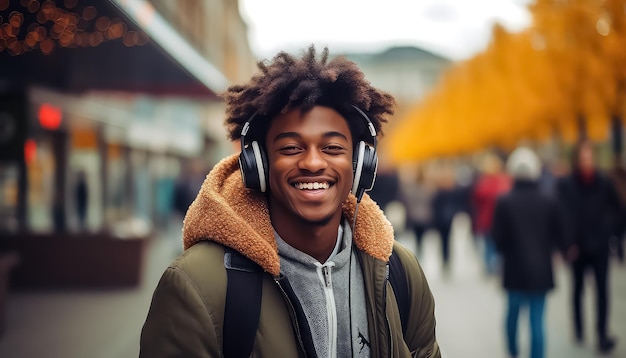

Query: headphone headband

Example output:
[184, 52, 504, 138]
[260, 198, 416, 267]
[350, 105, 377, 148]
[240, 110, 259, 153]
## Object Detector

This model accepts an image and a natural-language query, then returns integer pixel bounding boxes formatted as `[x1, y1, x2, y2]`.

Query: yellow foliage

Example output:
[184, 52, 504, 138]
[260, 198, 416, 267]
[388, 0, 626, 164]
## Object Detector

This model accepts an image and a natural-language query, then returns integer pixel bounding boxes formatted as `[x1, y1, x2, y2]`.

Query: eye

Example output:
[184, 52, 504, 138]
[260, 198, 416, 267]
[278, 145, 302, 155]
[323, 144, 347, 154]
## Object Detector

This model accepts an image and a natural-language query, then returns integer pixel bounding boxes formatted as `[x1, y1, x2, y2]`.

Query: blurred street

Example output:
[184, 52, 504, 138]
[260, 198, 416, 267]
[1, 1, 625, 357]
[0, 214, 624, 358]
[0, 221, 184, 358]
[402, 215, 626, 358]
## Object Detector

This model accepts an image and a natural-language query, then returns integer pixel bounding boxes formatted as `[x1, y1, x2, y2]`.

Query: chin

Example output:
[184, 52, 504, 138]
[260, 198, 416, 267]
[298, 212, 336, 226]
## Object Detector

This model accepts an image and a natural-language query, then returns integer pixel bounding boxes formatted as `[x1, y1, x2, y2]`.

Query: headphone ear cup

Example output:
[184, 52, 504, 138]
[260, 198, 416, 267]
[359, 143, 378, 192]
[239, 140, 269, 192]
[352, 141, 365, 196]
[352, 141, 378, 200]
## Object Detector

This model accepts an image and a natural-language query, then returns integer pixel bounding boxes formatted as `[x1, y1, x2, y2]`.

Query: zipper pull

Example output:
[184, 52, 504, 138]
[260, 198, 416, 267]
[322, 265, 332, 288]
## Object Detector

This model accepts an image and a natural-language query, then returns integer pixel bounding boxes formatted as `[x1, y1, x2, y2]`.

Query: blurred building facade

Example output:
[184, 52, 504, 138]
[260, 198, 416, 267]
[346, 46, 451, 117]
[0, 0, 255, 287]
[342, 45, 452, 183]
[345, 45, 451, 170]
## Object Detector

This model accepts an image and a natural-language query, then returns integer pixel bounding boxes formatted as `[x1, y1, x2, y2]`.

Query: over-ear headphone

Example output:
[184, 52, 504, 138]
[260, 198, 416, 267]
[238, 105, 378, 202]
[238, 111, 268, 192]
[349, 106, 378, 202]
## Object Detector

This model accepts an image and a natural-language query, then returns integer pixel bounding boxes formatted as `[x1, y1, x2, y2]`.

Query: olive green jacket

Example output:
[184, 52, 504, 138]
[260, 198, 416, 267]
[140, 154, 441, 358]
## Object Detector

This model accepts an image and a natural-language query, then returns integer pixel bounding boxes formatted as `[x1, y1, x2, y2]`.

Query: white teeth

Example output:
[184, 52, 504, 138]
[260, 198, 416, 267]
[295, 182, 329, 190]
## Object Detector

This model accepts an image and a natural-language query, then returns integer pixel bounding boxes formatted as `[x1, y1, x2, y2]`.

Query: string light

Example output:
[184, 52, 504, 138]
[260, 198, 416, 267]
[64, 0, 77, 10]
[27, 0, 39, 13]
[0, 0, 149, 55]
[82, 6, 96, 21]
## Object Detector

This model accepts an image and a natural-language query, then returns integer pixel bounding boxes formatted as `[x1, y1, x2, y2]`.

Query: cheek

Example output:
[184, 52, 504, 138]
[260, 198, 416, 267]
[339, 159, 355, 188]
[267, 159, 297, 194]
[268, 164, 285, 186]
[267, 154, 288, 175]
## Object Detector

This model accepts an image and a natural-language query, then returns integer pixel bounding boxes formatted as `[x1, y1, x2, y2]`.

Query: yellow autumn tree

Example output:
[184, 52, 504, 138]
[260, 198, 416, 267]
[388, 0, 626, 164]
[600, 0, 626, 134]
[530, 0, 617, 142]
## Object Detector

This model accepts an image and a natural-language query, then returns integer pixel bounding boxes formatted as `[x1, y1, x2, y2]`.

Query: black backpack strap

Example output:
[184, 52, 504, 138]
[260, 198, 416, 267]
[388, 247, 409, 335]
[223, 247, 263, 358]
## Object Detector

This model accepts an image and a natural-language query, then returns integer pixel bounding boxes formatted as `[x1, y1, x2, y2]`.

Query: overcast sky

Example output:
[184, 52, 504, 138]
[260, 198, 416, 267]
[239, 0, 533, 61]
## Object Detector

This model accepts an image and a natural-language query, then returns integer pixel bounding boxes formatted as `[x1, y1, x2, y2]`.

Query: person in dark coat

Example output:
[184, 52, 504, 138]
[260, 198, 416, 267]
[557, 139, 622, 353]
[75, 170, 88, 230]
[608, 152, 626, 263]
[368, 167, 401, 211]
[432, 166, 465, 270]
[492, 147, 572, 358]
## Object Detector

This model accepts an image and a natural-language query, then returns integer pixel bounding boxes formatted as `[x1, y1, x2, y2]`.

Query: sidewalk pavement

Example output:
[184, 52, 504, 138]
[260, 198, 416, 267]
[0, 214, 624, 358]
[0, 224, 182, 358]
[399, 214, 626, 358]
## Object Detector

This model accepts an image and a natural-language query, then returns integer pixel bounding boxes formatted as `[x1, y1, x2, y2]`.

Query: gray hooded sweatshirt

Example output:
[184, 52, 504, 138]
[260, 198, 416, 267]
[276, 220, 370, 358]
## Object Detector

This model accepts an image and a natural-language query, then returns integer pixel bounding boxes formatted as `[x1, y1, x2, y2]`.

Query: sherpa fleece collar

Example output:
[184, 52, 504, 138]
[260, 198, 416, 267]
[182, 153, 395, 277]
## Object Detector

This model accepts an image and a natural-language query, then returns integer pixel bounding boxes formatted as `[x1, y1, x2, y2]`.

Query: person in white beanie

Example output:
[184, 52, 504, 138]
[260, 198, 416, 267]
[492, 146, 573, 358]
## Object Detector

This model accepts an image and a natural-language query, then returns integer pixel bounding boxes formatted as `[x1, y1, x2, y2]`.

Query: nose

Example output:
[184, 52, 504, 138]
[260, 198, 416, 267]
[298, 148, 327, 172]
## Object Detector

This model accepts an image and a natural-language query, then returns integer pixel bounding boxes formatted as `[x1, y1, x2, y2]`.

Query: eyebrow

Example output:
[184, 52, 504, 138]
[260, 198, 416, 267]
[272, 131, 349, 143]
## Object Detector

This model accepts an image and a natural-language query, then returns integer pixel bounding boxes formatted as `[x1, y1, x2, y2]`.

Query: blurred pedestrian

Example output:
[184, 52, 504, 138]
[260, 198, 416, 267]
[492, 147, 573, 358]
[74, 169, 88, 230]
[369, 163, 405, 237]
[173, 159, 205, 218]
[400, 166, 435, 255]
[140, 46, 440, 357]
[471, 152, 512, 275]
[432, 165, 464, 270]
[608, 152, 626, 263]
[368, 164, 401, 211]
[557, 139, 622, 353]
[453, 162, 476, 216]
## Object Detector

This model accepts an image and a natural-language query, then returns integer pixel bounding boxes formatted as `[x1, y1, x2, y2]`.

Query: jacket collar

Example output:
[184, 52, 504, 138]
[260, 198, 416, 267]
[182, 153, 394, 276]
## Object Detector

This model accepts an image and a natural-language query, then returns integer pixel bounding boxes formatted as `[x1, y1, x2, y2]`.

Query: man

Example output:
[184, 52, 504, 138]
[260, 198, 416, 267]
[140, 46, 440, 357]
[557, 139, 622, 353]
[492, 147, 571, 358]
[608, 152, 626, 263]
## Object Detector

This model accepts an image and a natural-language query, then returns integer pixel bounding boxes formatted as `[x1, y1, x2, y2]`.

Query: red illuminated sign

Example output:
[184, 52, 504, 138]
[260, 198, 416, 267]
[38, 103, 62, 130]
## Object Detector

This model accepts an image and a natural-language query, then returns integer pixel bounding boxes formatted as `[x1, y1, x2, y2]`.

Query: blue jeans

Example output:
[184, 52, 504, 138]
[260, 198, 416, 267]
[506, 291, 546, 358]
[483, 235, 499, 274]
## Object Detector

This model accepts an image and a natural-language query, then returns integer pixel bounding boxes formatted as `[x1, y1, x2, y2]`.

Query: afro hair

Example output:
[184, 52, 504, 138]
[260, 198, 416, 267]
[222, 45, 396, 144]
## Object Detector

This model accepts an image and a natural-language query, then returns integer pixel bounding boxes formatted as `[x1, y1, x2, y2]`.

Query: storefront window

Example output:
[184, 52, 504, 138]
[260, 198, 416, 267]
[67, 127, 103, 232]
[151, 154, 180, 230]
[26, 136, 55, 232]
[104, 143, 129, 228]
[131, 149, 152, 230]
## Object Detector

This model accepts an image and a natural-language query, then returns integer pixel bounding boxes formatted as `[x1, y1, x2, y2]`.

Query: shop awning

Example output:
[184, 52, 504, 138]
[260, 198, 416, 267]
[0, 0, 229, 98]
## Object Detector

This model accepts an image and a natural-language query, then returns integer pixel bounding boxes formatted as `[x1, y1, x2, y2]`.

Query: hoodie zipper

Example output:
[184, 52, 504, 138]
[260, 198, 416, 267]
[274, 278, 308, 358]
[316, 262, 337, 358]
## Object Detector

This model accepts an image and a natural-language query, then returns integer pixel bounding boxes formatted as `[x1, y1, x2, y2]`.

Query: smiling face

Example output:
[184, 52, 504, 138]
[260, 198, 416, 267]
[265, 106, 354, 227]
